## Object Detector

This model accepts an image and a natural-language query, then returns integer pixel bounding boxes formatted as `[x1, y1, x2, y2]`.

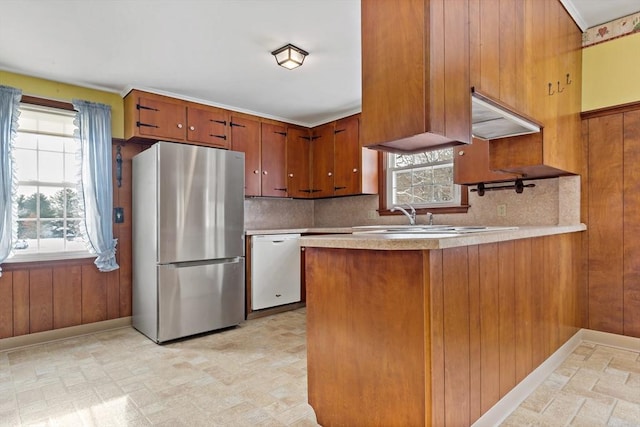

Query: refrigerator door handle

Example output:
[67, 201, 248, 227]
[160, 257, 243, 268]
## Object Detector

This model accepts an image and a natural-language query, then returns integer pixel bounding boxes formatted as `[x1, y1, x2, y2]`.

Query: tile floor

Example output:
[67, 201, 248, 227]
[0, 308, 638, 426]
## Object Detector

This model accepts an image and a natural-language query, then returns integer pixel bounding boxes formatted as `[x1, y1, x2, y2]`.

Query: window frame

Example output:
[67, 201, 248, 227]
[6, 96, 93, 263]
[378, 150, 469, 217]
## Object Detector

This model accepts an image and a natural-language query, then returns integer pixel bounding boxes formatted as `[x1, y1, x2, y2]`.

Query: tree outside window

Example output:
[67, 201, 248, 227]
[13, 105, 87, 256]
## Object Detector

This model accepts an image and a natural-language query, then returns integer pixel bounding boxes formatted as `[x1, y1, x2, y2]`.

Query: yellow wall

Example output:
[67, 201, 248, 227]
[582, 32, 640, 111]
[0, 71, 124, 138]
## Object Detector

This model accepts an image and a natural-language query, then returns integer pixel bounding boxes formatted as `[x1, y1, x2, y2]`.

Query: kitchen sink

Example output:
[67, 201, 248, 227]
[352, 224, 452, 232]
[352, 225, 518, 235]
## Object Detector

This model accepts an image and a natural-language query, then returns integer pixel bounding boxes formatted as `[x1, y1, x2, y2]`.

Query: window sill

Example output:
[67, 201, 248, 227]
[379, 205, 470, 216]
[3, 252, 95, 270]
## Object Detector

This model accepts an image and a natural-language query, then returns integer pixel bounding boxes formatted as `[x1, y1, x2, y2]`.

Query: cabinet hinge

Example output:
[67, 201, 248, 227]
[136, 121, 159, 129]
[136, 104, 159, 112]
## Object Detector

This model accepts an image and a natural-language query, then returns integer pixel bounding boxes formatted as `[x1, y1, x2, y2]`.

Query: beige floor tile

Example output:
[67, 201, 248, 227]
[1, 309, 638, 426]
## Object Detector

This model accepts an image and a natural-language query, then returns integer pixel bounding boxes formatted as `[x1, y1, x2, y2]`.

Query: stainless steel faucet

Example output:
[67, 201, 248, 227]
[390, 204, 416, 225]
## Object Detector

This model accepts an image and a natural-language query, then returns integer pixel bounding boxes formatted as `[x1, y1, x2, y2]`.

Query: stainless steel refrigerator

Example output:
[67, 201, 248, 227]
[132, 141, 245, 343]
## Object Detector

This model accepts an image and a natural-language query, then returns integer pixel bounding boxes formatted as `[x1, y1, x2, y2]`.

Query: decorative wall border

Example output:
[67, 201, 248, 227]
[583, 12, 640, 47]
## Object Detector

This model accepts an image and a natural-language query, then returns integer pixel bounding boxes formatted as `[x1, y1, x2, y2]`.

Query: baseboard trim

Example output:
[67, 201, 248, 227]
[0, 317, 132, 352]
[581, 329, 640, 351]
[471, 329, 640, 427]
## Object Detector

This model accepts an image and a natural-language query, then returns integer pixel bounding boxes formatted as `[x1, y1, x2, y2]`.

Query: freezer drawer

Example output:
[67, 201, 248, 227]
[157, 258, 244, 343]
[251, 234, 301, 310]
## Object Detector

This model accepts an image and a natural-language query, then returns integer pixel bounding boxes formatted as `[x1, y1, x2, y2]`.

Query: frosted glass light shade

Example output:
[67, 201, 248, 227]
[271, 44, 309, 70]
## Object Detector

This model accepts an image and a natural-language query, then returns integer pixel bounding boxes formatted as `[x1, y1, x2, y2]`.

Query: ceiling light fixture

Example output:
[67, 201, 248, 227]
[271, 44, 309, 70]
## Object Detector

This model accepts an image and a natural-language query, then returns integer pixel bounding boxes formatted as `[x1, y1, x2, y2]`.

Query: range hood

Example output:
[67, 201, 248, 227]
[471, 89, 542, 140]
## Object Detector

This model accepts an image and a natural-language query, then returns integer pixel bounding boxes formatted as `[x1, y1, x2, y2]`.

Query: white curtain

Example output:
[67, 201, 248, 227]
[73, 99, 119, 272]
[0, 85, 22, 276]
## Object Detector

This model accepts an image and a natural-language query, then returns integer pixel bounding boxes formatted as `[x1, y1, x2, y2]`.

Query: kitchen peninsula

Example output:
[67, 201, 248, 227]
[301, 225, 586, 426]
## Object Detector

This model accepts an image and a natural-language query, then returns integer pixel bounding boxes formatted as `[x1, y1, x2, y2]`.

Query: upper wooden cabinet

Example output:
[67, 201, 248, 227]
[310, 115, 378, 198]
[360, 0, 471, 153]
[260, 123, 288, 197]
[333, 115, 378, 196]
[229, 115, 288, 198]
[186, 105, 229, 149]
[470, 0, 582, 179]
[454, 138, 518, 185]
[124, 91, 378, 199]
[286, 126, 313, 198]
[287, 115, 378, 199]
[230, 114, 261, 196]
[124, 90, 229, 149]
[310, 123, 336, 198]
[124, 90, 186, 142]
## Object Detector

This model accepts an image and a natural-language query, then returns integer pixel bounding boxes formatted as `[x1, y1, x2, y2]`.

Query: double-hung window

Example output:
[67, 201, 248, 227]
[12, 104, 88, 259]
[386, 148, 461, 208]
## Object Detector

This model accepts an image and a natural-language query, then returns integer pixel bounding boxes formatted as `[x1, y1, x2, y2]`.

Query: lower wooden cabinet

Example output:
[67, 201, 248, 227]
[305, 232, 584, 426]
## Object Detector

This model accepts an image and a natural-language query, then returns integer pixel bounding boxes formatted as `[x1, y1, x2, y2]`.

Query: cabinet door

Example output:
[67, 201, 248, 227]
[186, 106, 229, 149]
[136, 95, 186, 141]
[230, 115, 261, 197]
[261, 123, 288, 197]
[286, 127, 312, 198]
[333, 115, 361, 195]
[454, 139, 518, 185]
[311, 123, 335, 198]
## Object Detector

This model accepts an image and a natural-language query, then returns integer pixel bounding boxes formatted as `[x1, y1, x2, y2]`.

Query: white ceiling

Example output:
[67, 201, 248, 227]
[1, 0, 638, 127]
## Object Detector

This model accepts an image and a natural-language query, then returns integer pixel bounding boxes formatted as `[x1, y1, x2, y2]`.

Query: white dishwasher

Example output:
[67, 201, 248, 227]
[251, 234, 301, 310]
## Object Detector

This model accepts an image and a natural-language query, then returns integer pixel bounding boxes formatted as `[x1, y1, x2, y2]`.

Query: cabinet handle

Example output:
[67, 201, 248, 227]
[189, 125, 195, 131]
[275, 188, 287, 192]
[210, 134, 227, 140]
[288, 173, 294, 178]
[276, 294, 282, 297]
[335, 186, 347, 190]
[211, 119, 227, 125]
[352, 168, 358, 173]
[177, 123, 183, 129]
[263, 171, 268, 175]
[458, 150, 465, 156]
[328, 172, 332, 177]
[253, 170, 259, 174]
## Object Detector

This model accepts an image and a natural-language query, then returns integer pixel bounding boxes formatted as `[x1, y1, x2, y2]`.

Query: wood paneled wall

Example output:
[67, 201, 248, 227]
[430, 234, 583, 426]
[0, 140, 147, 339]
[582, 103, 640, 337]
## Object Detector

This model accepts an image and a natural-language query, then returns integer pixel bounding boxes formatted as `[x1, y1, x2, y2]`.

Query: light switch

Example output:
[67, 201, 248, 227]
[114, 207, 125, 223]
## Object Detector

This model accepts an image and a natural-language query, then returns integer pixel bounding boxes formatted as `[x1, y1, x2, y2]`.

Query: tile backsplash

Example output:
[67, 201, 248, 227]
[245, 176, 581, 230]
[244, 198, 314, 230]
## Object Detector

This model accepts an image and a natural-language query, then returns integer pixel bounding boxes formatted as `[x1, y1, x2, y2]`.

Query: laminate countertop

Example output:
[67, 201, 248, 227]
[298, 224, 586, 250]
[245, 228, 354, 235]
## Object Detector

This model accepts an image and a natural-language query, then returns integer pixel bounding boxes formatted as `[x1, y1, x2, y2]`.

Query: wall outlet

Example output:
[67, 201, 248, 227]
[497, 204, 507, 217]
[367, 210, 377, 219]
